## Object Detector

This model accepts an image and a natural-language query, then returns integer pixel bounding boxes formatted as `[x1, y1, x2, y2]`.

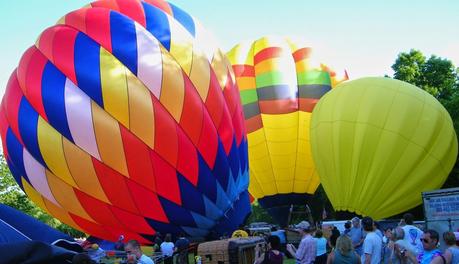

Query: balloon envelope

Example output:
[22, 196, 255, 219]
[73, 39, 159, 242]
[227, 36, 347, 225]
[0, 0, 250, 243]
[310, 77, 458, 219]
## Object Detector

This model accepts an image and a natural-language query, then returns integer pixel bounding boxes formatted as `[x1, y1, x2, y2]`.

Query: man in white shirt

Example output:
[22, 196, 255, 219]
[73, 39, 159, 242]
[401, 213, 423, 255]
[362, 216, 382, 264]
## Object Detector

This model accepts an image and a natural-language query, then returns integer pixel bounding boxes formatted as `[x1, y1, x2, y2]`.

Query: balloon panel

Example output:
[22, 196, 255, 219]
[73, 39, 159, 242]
[227, 36, 348, 204]
[0, 0, 250, 243]
[310, 77, 458, 219]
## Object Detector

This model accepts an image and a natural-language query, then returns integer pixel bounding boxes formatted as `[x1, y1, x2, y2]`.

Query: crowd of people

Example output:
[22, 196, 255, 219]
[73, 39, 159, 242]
[73, 232, 191, 264]
[72, 212, 459, 264]
[266, 213, 459, 264]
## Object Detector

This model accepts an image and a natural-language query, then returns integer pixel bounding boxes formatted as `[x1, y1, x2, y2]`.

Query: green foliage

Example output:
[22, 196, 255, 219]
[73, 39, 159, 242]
[392, 50, 459, 100]
[421, 56, 459, 100]
[392, 49, 425, 85]
[0, 155, 84, 238]
[246, 201, 274, 224]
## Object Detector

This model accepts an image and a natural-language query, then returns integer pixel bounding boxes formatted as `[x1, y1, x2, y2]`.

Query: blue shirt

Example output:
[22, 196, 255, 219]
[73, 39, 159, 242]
[314, 237, 327, 256]
[348, 227, 364, 248]
[418, 249, 442, 264]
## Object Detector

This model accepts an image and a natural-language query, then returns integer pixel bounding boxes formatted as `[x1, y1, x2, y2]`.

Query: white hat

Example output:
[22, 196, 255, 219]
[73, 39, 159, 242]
[295, 221, 311, 230]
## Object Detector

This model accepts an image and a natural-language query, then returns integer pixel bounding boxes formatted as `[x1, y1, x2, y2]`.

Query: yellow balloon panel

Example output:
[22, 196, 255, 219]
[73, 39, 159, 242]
[311, 77, 458, 219]
[229, 36, 348, 204]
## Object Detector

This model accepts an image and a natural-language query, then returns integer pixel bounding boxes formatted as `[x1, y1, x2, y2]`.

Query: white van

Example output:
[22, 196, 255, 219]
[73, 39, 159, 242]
[321, 220, 348, 234]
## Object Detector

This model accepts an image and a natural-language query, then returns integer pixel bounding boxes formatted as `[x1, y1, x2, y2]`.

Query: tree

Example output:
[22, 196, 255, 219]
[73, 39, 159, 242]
[392, 49, 425, 86]
[246, 201, 274, 224]
[0, 155, 84, 237]
[392, 50, 459, 100]
[0, 156, 34, 212]
[420, 56, 459, 100]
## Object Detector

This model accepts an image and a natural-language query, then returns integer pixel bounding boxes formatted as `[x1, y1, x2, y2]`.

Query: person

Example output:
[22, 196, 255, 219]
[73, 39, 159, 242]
[399, 219, 406, 227]
[271, 227, 287, 254]
[404, 229, 445, 264]
[382, 228, 392, 245]
[84, 243, 105, 263]
[381, 228, 395, 264]
[326, 235, 361, 264]
[454, 232, 459, 247]
[286, 221, 316, 264]
[152, 236, 162, 254]
[329, 226, 341, 249]
[443, 231, 459, 264]
[348, 217, 365, 256]
[72, 253, 96, 264]
[314, 229, 328, 264]
[125, 240, 154, 264]
[361, 216, 382, 264]
[160, 233, 174, 264]
[254, 235, 283, 264]
[344, 221, 352, 236]
[174, 234, 190, 264]
[401, 213, 423, 255]
[393, 227, 417, 259]
[115, 235, 125, 251]
[373, 222, 383, 240]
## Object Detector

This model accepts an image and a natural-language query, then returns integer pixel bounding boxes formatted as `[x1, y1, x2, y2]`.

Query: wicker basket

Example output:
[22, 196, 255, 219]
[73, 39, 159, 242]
[197, 237, 265, 264]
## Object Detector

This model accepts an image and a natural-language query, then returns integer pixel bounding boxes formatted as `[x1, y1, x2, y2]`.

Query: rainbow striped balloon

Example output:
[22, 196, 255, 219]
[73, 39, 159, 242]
[0, 0, 250, 243]
[227, 36, 348, 225]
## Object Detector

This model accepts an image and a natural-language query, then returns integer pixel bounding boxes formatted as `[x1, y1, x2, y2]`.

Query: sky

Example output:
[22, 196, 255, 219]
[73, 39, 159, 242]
[0, 0, 458, 97]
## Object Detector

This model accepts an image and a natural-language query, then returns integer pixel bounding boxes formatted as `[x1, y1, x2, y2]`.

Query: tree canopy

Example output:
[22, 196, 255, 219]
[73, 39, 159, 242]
[392, 49, 459, 100]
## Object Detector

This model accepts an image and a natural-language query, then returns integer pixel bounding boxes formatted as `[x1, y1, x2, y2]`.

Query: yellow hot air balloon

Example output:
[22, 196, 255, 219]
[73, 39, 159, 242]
[227, 36, 348, 225]
[310, 77, 458, 219]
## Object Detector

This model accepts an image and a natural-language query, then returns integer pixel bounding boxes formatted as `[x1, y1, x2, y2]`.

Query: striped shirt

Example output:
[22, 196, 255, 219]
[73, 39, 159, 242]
[296, 234, 316, 264]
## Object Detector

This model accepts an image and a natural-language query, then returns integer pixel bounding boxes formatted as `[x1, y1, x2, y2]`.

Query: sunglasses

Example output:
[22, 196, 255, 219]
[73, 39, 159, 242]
[421, 238, 431, 243]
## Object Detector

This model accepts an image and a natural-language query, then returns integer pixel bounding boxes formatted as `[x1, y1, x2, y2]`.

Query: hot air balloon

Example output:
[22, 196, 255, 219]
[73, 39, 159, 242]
[0, 0, 251, 244]
[310, 77, 458, 219]
[227, 36, 348, 226]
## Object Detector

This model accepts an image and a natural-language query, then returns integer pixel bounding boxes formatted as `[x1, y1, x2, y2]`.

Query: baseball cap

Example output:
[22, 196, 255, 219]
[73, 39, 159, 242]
[295, 221, 311, 231]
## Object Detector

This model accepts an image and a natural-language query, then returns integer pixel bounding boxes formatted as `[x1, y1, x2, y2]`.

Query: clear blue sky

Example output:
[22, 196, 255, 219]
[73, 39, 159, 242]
[0, 0, 458, 96]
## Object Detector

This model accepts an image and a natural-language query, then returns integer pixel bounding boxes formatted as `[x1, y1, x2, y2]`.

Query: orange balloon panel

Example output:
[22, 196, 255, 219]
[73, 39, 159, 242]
[0, 0, 250, 242]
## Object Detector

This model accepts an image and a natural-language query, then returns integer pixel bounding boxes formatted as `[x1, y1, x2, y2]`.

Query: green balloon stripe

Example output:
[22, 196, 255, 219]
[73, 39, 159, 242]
[297, 70, 331, 85]
[240, 89, 258, 105]
[255, 71, 285, 87]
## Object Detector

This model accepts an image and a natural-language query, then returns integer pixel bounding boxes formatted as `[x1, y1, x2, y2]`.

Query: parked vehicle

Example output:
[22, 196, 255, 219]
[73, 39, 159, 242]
[423, 187, 459, 250]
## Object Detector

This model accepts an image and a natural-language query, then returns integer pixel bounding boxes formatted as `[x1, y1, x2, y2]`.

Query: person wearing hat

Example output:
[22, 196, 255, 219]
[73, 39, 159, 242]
[287, 221, 316, 264]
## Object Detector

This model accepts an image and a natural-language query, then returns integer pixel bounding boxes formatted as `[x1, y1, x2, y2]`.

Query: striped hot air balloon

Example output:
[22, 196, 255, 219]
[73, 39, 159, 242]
[227, 36, 348, 226]
[0, 0, 250, 243]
